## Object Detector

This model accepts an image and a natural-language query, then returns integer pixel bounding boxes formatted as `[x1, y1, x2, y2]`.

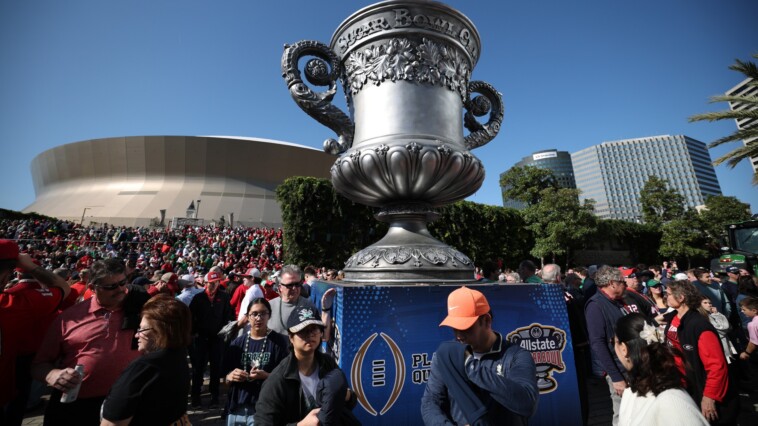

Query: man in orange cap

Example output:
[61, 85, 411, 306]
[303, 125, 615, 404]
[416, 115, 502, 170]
[421, 286, 538, 425]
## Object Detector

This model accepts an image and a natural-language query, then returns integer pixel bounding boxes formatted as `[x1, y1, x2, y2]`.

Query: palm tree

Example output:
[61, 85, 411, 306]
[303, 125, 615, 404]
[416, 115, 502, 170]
[689, 53, 758, 183]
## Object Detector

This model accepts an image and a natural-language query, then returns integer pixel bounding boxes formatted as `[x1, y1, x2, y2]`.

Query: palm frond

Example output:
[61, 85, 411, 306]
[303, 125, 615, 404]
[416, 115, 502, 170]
[689, 109, 758, 123]
[712, 141, 758, 168]
[707, 95, 758, 105]
[729, 54, 758, 80]
[707, 129, 758, 148]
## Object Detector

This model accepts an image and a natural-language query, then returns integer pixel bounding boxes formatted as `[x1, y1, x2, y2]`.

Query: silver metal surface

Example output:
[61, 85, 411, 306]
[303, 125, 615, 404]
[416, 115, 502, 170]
[282, 0, 504, 283]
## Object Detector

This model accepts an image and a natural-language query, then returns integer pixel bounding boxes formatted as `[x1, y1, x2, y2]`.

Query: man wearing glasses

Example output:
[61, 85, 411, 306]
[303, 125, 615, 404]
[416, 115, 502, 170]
[267, 265, 335, 343]
[267, 265, 319, 337]
[31, 258, 149, 426]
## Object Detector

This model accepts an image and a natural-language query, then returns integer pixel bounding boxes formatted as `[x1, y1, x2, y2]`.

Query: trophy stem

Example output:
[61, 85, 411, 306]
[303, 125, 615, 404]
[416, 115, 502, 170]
[342, 205, 474, 283]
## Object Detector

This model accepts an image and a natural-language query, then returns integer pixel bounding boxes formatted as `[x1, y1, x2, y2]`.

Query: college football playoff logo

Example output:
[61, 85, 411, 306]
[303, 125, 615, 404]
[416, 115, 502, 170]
[350, 332, 405, 416]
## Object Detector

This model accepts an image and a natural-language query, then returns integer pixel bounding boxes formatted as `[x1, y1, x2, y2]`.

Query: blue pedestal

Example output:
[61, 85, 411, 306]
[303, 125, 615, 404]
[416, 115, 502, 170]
[315, 282, 583, 425]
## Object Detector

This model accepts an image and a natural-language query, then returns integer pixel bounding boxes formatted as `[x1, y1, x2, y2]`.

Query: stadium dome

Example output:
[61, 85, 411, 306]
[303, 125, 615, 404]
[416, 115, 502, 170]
[24, 136, 335, 227]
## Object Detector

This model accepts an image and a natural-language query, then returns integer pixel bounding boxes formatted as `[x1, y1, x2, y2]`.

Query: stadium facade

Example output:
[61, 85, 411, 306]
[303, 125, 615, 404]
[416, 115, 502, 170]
[23, 136, 335, 227]
[572, 135, 722, 221]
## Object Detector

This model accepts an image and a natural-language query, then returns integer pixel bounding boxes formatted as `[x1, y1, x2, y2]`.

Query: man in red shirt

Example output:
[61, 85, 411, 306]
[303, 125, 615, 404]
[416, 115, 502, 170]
[31, 258, 149, 425]
[0, 240, 69, 426]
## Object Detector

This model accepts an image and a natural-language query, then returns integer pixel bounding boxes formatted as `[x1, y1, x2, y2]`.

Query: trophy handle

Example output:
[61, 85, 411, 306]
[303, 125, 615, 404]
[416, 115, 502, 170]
[463, 81, 504, 150]
[282, 40, 355, 155]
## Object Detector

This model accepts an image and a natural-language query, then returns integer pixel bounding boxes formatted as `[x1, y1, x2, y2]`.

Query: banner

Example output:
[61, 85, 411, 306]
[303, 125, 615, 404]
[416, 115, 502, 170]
[329, 283, 583, 425]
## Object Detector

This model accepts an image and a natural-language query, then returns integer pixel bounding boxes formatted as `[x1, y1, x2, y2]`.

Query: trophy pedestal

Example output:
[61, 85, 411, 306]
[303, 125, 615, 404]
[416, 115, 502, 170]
[311, 281, 583, 426]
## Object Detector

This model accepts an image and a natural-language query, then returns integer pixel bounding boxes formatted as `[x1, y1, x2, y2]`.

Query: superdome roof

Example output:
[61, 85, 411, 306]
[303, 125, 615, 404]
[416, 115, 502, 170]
[25, 135, 336, 227]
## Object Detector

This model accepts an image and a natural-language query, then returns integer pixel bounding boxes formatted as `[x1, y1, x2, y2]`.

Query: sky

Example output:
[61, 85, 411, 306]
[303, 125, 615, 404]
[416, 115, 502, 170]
[1, 0, 757, 214]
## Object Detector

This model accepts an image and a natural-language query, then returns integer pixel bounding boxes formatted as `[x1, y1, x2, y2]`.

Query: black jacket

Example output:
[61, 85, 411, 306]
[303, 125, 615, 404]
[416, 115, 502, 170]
[189, 290, 232, 337]
[663, 309, 722, 402]
[254, 351, 357, 426]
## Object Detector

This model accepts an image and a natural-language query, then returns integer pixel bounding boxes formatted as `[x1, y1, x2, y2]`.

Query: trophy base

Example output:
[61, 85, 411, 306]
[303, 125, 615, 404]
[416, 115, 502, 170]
[342, 206, 474, 283]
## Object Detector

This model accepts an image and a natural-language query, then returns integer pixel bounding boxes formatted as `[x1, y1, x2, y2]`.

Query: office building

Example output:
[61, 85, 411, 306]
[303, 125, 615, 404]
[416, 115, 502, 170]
[500, 149, 575, 208]
[572, 135, 722, 221]
[725, 77, 757, 175]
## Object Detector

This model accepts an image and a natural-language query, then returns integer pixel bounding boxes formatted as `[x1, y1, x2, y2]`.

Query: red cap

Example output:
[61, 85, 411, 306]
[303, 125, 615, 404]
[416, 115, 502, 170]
[205, 271, 222, 282]
[439, 286, 490, 330]
[619, 267, 636, 278]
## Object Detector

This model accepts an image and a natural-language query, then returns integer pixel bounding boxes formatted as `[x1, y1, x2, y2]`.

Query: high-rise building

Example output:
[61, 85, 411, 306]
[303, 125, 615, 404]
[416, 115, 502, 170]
[572, 135, 722, 222]
[725, 77, 757, 176]
[500, 149, 575, 208]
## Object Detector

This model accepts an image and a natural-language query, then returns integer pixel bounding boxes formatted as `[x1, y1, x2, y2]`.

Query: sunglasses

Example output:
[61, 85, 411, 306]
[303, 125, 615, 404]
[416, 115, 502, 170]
[96, 278, 128, 291]
[296, 326, 322, 338]
[279, 282, 302, 289]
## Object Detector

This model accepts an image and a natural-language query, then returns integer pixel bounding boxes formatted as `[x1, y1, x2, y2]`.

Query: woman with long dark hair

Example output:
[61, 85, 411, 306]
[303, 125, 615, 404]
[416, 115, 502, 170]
[615, 313, 707, 425]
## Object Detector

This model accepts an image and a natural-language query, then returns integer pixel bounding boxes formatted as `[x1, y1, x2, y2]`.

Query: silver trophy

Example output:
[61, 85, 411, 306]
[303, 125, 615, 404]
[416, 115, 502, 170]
[282, 0, 503, 283]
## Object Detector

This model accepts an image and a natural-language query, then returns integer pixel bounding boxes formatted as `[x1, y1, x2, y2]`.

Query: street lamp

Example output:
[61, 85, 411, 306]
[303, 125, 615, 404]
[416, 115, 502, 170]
[196, 199, 201, 219]
[80, 206, 102, 225]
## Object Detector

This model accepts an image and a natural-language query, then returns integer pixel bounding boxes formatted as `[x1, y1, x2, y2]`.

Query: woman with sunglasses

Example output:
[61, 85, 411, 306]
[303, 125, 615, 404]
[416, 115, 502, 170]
[224, 298, 289, 426]
[645, 280, 668, 312]
[254, 306, 358, 426]
[100, 294, 192, 425]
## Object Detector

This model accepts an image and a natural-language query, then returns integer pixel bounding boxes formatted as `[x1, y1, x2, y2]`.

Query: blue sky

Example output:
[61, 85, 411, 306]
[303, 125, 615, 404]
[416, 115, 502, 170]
[1, 0, 756, 213]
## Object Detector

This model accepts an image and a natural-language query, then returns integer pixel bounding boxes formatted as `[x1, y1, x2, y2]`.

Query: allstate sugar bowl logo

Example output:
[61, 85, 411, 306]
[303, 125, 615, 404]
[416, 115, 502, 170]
[350, 333, 405, 416]
[507, 323, 566, 393]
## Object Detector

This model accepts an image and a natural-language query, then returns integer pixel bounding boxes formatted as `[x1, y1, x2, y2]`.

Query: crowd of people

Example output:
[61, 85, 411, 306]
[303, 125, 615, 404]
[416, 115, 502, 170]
[514, 260, 758, 426]
[1, 217, 757, 425]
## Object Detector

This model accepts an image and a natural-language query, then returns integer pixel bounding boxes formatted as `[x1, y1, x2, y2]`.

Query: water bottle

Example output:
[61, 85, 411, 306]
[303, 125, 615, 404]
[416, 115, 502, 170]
[60, 364, 85, 403]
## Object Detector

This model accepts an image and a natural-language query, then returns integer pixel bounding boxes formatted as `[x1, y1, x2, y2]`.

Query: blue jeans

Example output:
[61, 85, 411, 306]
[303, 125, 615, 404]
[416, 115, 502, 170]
[227, 405, 255, 426]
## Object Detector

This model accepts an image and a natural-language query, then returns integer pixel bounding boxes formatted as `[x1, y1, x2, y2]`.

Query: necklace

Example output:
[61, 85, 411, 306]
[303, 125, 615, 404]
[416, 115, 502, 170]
[242, 327, 270, 371]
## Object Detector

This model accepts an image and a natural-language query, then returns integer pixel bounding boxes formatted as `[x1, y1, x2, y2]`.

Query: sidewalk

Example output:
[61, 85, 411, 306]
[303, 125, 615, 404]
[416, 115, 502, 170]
[22, 375, 758, 425]
[22, 381, 228, 426]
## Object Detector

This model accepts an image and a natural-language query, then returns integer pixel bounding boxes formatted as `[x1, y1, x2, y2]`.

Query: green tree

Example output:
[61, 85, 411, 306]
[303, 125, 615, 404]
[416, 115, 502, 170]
[522, 187, 597, 267]
[499, 166, 558, 207]
[659, 210, 708, 268]
[639, 175, 685, 227]
[698, 195, 752, 253]
[689, 54, 758, 183]
[275, 177, 386, 268]
[591, 219, 662, 266]
[430, 201, 532, 268]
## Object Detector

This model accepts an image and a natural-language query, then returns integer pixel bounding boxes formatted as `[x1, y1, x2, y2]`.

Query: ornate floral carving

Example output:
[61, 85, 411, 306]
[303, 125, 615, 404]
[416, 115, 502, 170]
[375, 144, 390, 156]
[406, 141, 421, 155]
[342, 37, 471, 101]
[345, 246, 472, 269]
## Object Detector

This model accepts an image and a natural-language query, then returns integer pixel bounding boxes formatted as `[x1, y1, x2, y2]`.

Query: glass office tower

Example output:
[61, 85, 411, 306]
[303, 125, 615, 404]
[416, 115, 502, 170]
[572, 135, 722, 222]
[500, 149, 576, 209]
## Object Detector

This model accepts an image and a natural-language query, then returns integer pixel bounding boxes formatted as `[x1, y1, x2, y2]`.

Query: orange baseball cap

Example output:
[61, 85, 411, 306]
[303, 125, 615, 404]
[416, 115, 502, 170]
[439, 286, 490, 330]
